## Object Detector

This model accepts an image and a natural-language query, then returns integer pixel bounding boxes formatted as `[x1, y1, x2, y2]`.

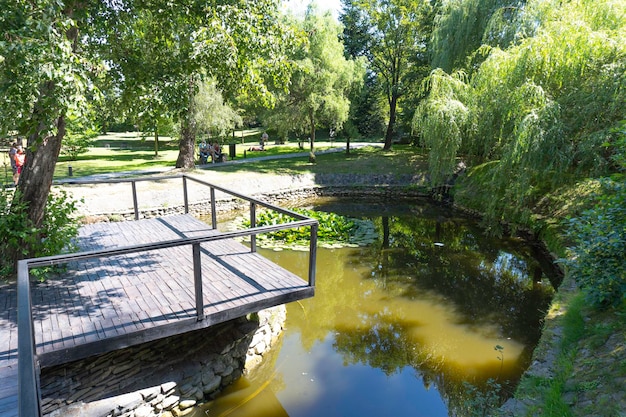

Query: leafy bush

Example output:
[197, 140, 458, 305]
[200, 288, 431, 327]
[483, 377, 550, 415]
[561, 123, 626, 309]
[0, 188, 80, 279]
[561, 178, 626, 309]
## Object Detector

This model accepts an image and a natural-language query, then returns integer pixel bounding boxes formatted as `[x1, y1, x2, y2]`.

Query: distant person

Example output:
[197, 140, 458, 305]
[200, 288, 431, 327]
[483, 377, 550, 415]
[210, 142, 226, 163]
[198, 140, 210, 164]
[13, 146, 25, 185]
[260, 132, 268, 147]
[247, 144, 265, 152]
[8, 142, 17, 184]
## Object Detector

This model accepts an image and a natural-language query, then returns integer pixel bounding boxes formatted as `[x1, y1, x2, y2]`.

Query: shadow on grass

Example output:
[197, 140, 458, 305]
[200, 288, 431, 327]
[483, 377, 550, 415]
[59, 151, 174, 163]
[211, 146, 427, 176]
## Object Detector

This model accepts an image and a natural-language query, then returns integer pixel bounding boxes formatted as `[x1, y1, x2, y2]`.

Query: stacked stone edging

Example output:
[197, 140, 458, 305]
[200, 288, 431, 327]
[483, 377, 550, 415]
[82, 185, 430, 223]
[42, 305, 286, 417]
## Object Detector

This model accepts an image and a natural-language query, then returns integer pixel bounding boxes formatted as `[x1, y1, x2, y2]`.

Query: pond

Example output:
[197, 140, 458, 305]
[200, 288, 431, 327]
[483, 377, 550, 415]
[194, 198, 558, 417]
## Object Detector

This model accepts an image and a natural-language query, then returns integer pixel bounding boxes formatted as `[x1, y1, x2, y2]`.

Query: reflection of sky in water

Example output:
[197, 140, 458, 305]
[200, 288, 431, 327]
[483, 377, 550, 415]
[480, 250, 530, 284]
[275, 333, 448, 417]
[202, 202, 555, 416]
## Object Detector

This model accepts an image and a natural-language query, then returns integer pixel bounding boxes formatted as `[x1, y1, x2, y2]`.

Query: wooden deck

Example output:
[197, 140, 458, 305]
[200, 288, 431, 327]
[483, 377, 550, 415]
[0, 213, 314, 416]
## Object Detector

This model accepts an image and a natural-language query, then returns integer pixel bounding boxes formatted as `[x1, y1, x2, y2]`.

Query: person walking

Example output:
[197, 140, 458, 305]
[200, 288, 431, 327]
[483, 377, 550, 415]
[13, 146, 25, 185]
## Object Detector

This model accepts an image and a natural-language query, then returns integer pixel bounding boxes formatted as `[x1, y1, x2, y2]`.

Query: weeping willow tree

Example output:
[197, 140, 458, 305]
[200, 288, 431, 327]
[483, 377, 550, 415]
[194, 79, 242, 141]
[414, 0, 626, 226]
[429, 0, 528, 73]
[413, 69, 472, 185]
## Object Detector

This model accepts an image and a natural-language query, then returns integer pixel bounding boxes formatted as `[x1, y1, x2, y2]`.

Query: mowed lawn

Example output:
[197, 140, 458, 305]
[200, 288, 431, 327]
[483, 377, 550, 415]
[54, 131, 426, 179]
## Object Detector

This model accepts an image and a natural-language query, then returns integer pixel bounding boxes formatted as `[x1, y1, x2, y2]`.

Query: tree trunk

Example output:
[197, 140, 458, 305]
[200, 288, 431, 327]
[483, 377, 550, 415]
[10, 114, 66, 266]
[383, 93, 398, 151]
[176, 81, 197, 169]
[18, 125, 65, 227]
[308, 109, 316, 163]
[176, 117, 196, 168]
[154, 131, 159, 157]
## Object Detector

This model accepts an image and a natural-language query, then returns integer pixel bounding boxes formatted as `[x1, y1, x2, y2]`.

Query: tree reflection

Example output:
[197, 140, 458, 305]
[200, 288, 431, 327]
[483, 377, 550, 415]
[357, 210, 555, 346]
[278, 202, 557, 412]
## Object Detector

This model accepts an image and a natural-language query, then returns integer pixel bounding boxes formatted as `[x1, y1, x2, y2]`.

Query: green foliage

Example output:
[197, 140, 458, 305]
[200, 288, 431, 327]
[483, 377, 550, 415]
[419, 0, 626, 227]
[412, 69, 471, 185]
[430, 0, 524, 73]
[561, 178, 626, 309]
[266, 9, 364, 147]
[560, 123, 626, 309]
[194, 79, 242, 139]
[0, 0, 91, 140]
[0, 188, 80, 279]
[241, 208, 375, 247]
[62, 114, 100, 161]
[457, 378, 503, 417]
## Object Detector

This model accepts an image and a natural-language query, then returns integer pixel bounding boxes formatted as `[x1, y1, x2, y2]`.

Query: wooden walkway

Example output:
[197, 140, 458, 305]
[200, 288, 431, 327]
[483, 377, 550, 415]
[0, 214, 314, 417]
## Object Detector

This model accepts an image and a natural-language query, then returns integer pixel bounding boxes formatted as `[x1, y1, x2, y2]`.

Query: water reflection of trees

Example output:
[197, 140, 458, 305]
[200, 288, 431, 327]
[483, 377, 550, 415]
[363, 212, 554, 346]
[285, 203, 556, 414]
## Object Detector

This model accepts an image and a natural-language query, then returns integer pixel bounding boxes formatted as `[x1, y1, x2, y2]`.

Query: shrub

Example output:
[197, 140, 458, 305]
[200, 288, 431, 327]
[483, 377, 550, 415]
[561, 178, 626, 309]
[562, 122, 626, 309]
[0, 188, 80, 279]
[61, 118, 99, 161]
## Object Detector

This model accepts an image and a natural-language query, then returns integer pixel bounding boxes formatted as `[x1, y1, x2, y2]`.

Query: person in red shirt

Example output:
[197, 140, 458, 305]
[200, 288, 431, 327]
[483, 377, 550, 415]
[13, 146, 25, 185]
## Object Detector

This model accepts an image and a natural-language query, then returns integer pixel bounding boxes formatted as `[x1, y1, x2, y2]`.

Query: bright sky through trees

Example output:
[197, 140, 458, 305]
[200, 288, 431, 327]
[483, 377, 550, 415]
[283, 0, 342, 19]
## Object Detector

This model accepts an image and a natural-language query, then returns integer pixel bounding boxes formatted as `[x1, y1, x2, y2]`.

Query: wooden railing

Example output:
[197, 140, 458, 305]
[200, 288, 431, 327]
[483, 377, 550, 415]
[16, 174, 318, 417]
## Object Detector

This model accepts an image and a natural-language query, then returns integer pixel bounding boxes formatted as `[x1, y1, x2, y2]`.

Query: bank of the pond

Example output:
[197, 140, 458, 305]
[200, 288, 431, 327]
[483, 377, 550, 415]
[41, 306, 287, 417]
[56, 169, 622, 417]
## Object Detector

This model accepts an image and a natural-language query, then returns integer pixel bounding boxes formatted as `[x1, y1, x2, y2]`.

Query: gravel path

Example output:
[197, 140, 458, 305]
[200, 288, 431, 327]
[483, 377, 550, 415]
[55, 168, 321, 216]
[53, 145, 401, 216]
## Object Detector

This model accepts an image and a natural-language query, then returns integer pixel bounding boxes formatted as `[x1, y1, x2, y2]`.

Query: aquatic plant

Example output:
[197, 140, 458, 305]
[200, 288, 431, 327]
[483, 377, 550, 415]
[238, 208, 377, 249]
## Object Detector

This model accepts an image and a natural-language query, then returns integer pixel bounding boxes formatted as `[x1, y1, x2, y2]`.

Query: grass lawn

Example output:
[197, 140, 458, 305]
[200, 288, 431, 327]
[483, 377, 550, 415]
[217, 144, 427, 176]
[54, 131, 425, 179]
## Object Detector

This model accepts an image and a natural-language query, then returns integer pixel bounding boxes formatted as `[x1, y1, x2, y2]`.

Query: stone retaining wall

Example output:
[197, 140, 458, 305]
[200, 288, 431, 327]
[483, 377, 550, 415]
[83, 185, 429, 223]
[42, 305, 286, 417]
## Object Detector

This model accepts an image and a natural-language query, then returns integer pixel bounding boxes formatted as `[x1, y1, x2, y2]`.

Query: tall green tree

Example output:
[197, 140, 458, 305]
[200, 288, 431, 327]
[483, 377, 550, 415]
[341, 0, 433, 150]
[271, 7, 365, 158]
[0, 0, 297, 267]
[95, 0, 295, 168]
[414, 0, 626, 225]
[194, 79, 242, 142]
[0, 0, 93, 230]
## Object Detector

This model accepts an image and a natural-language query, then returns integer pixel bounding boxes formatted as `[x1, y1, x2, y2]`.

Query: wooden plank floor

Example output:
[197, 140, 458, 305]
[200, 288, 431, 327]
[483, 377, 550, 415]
[0, 214, 314, 415]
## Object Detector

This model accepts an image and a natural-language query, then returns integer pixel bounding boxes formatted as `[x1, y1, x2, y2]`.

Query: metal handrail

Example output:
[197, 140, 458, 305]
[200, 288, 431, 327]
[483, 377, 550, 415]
[18, 174, 318, 416]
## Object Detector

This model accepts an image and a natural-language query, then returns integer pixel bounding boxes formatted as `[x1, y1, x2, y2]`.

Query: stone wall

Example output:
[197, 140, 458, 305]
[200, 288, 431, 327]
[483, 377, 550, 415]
[82, 185, 429, 224]
[42, 305, 286, 417]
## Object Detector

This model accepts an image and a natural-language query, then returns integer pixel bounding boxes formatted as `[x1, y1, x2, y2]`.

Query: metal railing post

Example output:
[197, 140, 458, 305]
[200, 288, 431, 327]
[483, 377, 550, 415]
[192, 243, 204, 321]
[250, 202, 257, 252]
[131, 180, 139, 220]
[308, 223, 318, 287]
[17, 260, 41, 417]
[183, 176, 189, 214]
[210, 187, 217, 229]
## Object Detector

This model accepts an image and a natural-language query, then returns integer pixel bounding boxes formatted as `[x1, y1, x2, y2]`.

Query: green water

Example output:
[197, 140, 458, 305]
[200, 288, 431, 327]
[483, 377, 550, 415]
[197, 199, 557, 417]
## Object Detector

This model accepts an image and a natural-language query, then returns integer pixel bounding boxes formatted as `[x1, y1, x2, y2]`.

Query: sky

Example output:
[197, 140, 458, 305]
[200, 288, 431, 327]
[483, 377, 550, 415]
[282, 0, 343, 19]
